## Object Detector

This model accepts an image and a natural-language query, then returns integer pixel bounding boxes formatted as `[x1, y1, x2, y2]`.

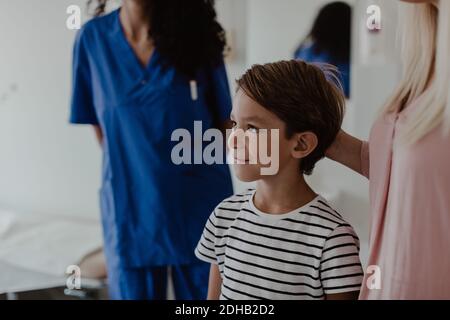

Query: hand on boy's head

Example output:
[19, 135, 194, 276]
[325, 129, 345, 160]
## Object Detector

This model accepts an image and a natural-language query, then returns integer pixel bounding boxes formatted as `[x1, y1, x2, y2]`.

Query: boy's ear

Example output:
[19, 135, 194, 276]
[291, 132, 318, 159]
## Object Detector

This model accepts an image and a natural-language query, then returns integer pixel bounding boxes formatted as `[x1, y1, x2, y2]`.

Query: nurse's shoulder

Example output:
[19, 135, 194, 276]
[75, 9, 118, 44]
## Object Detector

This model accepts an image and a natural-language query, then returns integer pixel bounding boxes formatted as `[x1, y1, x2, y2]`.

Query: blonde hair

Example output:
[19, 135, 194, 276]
[384, 1, 450, 144]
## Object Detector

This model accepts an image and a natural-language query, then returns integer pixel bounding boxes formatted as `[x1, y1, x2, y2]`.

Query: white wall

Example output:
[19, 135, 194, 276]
[0, 0, 102, 218]
[246, 0, 355, 64]
[216, 0, 248, 90]
[245, 0, 400, 140]
[351, 0, 401, 139]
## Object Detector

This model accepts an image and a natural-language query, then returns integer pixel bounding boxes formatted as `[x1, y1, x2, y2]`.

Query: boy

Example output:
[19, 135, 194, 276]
[195, 60, 363, 300]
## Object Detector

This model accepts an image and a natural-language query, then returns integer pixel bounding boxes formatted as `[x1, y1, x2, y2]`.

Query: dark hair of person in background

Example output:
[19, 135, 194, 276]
[296, 2, 351, 63]
[88, 0, 227, 78]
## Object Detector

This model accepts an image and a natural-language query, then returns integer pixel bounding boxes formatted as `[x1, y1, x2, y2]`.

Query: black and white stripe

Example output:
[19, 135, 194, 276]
[195, 189, 363, 300]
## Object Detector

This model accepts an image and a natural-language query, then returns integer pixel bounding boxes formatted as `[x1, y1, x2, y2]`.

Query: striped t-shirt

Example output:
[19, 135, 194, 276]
[195, 189, 364, 300]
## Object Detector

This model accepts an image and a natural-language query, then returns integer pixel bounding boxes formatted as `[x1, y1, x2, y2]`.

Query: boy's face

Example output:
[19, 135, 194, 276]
[228, 89, 300, 182]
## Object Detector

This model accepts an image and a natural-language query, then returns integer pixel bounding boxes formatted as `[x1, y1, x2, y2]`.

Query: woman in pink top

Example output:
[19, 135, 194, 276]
[327, 0, 450, 299]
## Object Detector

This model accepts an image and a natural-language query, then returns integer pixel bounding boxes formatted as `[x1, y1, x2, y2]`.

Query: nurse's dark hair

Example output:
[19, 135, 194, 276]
[88, 0, 227, 77]
[236, 60, 345, 175]
[295, 2, 351, 63]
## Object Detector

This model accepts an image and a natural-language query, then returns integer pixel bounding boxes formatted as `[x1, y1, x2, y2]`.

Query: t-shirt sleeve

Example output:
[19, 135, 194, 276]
[195, 211, 219, 264]
[69, 27, 99, 125]
[208, 60, 232, 123]
[320, 224, 364, 295]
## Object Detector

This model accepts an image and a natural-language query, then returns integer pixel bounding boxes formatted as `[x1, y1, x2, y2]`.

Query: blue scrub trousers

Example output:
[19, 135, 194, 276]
[107, 262, 210, 300]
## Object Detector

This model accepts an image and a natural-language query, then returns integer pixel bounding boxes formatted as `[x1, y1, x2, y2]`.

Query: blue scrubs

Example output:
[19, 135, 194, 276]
[295, 42, 350, 98]
[70, 9, 233, 299]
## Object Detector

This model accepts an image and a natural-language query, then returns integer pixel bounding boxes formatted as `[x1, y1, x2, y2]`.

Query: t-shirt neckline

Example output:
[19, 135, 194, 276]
[247, 189, 321, 220]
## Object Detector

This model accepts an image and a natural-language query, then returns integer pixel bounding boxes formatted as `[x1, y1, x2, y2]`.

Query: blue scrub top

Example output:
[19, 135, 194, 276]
[70, 9, 233, 268]
[295, 42, 350, 98]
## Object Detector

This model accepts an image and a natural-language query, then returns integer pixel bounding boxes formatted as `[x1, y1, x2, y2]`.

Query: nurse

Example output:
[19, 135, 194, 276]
[69, 0, 233, 299]
[294, 2, 352, 98]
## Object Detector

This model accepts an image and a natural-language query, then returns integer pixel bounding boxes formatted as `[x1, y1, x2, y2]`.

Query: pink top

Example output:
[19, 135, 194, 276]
[359, 99, 450, 300]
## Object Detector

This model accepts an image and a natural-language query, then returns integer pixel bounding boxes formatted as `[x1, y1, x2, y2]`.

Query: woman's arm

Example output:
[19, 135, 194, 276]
[326, 130, 367, 176]
[207, 264, 222, 300]
[326, 290, 360, 300]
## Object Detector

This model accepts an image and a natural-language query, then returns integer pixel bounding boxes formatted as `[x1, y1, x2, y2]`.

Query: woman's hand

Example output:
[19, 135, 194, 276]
[326, 130, 345, 161]
[326, 130, 365, 175]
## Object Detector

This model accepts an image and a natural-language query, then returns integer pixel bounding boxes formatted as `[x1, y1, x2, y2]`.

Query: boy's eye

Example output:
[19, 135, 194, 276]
[247, 125, 259, 133]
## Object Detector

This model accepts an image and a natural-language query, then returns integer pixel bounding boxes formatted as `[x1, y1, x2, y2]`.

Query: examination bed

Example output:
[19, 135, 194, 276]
[0, 209, 108, 300]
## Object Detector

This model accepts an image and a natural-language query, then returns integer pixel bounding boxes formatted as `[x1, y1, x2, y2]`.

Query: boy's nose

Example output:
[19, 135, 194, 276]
[227, 128, 248, 151]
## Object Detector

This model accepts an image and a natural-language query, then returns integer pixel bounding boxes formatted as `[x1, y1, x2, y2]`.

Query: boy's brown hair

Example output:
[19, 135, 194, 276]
[236, 60, 345, 175]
